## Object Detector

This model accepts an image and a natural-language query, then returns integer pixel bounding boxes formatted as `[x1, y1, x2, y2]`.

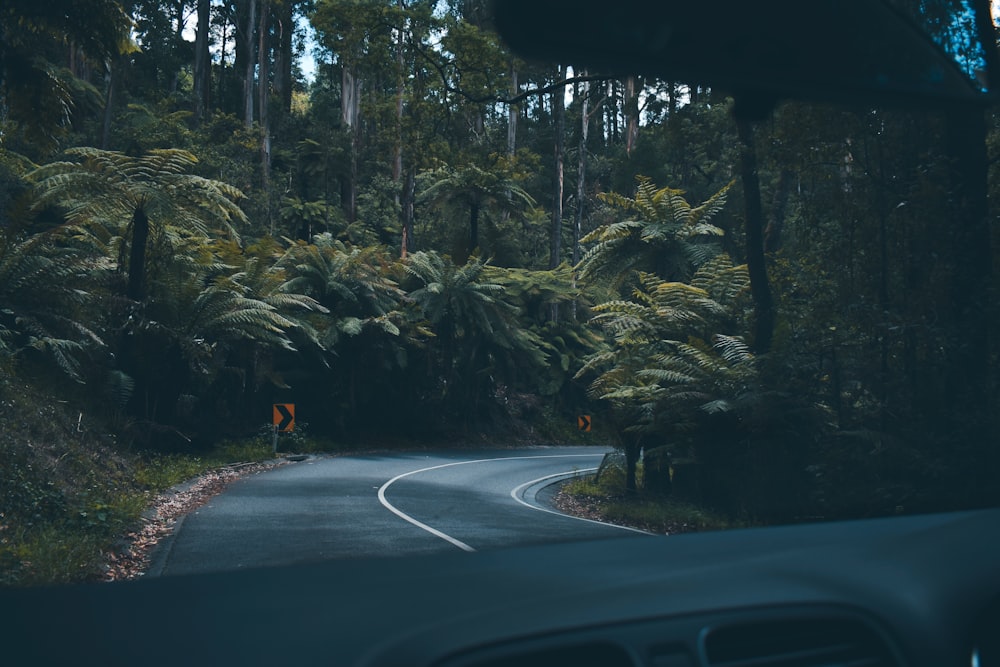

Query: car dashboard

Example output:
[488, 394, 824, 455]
[2, 507, 999, 666]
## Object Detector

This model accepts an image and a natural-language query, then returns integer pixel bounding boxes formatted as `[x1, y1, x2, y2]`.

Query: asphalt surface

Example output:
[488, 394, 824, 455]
[150, 446, 648, 576]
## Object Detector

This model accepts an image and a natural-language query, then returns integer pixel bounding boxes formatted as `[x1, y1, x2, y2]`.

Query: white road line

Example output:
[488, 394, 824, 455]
[377, 454, 604, 552]
[510, 470, 653, 535]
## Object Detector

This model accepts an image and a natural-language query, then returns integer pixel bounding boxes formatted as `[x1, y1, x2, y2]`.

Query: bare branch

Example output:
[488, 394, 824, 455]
[412, 40, 614, 105]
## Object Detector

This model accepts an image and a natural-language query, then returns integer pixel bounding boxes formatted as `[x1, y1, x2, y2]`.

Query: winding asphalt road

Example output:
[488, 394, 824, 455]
[150, 446, 648, 576]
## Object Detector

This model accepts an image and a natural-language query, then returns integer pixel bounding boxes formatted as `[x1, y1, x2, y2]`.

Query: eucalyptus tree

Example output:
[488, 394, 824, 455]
[311, 0, 448, 246]
[193, 0, 211, 124]
[311, 0, 398, 223]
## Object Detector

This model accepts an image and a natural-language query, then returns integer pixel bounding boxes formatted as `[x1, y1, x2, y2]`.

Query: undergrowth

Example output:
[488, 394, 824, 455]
[560, 461, 743, 534]
[0, 376, 286, 587]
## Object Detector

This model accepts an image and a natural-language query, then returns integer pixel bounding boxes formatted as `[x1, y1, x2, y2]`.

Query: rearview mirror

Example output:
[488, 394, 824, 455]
[492, 0, 999, 112]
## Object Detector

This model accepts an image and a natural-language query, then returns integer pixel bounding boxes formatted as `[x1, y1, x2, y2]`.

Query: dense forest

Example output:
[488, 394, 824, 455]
[2, 0, 999, 532]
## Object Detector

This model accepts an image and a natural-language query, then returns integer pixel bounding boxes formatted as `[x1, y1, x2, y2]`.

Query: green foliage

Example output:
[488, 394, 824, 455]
[356, 175, 402, 245]
[560, 472, 739, 533]
[579, 254, 752, 430]
[578, 177, 732, 290]
[30, 147, 247, 246]
[577, 191, 755, 495]
[278, 234, 403, 346]
[109, 103, 195, 154]
[0, 0, 131, 149]
[0, 228, 105, 380]
[418, 161, 536, 262]
[403, 251, 551, 422]
[280, 197, 340, 240]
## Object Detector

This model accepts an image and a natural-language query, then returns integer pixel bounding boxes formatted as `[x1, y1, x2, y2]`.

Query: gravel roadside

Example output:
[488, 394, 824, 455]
[102, 459, 290, 581]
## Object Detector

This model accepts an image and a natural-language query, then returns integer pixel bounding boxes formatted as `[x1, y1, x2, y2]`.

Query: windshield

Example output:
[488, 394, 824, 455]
[1, 0, 999, 587]
[892, 0, 992, 88]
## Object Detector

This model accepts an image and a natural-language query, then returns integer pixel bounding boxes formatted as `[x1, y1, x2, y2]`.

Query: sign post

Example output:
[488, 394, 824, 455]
[272, 403, 295, 453]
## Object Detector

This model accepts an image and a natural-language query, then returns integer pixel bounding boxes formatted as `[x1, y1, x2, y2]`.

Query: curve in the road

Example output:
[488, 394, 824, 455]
[378, 454, 647, 552]
[510, 468, 652, 534]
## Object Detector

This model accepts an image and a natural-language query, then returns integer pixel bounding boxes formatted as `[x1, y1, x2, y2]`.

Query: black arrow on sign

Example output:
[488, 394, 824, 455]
[274, 404, 295, 432]
[578, 415, 591, 432]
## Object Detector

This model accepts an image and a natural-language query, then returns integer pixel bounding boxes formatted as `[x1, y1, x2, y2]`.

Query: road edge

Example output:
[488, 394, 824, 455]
[511, 469, 653, 535]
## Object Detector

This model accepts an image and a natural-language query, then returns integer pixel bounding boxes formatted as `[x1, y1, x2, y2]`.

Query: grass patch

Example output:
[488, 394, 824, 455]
[562, 474, 610, 497]
[601, 497, 740, 533]
[132, 439, 275, 493]
[3, 525, 105, 587]
[0, 375, 284, 589]
[560, 467, 744, 534]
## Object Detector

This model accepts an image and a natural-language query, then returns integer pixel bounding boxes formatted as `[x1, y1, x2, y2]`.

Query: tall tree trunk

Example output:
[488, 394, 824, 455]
[341, 65, 360, 223]
[401, 168, 415, 257]
[545, 67, 567, 322]
[572, 72, 590, 321]
[219, 6, 230, 112]
[468, 201, 480, 260]
[501, 61, 519, 246]
[594, 82, 605, 149]
[549, 65, 566, 270]
[607, 80, 619, 144]
[101, 59, 116, 149]
[341, 65, 360, 129]
[944, 108, 993, 450]
[272, 0, 294, 113]
[392, 31, 404, 185]
[507, 62, 518, 157]
[258, 0, 271, 193]
[735, 116, 774, 353]
[549, 66, 567, 323]
[242, 0, 257, 128]
[127, 207, 150, 302]
[624, 75, 640, 156]
[170, 0, 185, 93]
[573, 72, 590, 268]
[393, 5, 405, 255]
[193, 0, 211, 125]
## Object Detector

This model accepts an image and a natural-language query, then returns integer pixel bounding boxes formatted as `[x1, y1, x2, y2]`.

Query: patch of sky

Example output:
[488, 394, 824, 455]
[884, 0, 990, 91]
[919, 0, 989, 91]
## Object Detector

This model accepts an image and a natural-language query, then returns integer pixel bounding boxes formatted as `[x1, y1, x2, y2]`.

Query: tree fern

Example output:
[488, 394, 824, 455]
[0, 228, 104, 380]
[277, 233, 404, 349]
[578, 249, 756, 468]
[578, 177, 733, 289]
[404, 250, 551, 411]
[30, 147, 247, 302]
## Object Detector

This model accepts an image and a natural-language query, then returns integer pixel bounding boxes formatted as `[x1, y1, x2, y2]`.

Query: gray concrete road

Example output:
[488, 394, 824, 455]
[150, 446, 647, 576]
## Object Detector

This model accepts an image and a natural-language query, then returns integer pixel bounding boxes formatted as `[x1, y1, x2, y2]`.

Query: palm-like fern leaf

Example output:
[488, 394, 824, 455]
[0, 227, 105, 380]
[580, 177, 732, 288]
